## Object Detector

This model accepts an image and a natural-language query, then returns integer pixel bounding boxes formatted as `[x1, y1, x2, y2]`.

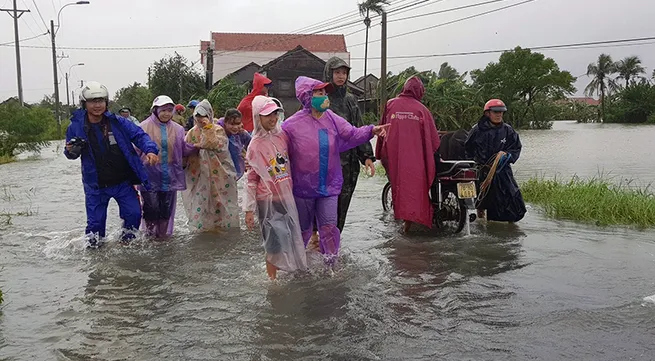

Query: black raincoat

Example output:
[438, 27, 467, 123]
[323, 57, 375, 231]
[464, 116, 526, 222]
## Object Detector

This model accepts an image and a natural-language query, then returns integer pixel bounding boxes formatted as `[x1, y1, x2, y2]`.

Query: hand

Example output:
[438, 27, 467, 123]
[365, 159, 375, 177]
[245, 211, 255, 230]
[372, 124, 390, 137]
[65, 144, 73, 152]
[145, 153, 159, 165]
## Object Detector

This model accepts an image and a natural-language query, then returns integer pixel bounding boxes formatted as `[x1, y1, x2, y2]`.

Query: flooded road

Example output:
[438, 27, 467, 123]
[1, 121, 655, 360]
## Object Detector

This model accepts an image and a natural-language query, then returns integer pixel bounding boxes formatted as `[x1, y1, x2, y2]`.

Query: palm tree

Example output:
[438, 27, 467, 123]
[358, 0, 389, 112]
[615, 56, 646, 88]
[437, 62, 461, 81]
[585, 54, 618, 120]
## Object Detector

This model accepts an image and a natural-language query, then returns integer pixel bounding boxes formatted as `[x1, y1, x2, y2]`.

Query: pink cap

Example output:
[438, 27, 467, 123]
[259, 99, 282, 116]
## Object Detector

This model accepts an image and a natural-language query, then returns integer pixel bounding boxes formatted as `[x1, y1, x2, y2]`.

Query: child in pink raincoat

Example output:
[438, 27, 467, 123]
[244, 96, 308, 280]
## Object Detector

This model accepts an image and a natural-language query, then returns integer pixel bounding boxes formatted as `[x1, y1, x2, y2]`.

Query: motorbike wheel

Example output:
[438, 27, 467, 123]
[382, 182, 393, 212]
[435, 190, 467, 234]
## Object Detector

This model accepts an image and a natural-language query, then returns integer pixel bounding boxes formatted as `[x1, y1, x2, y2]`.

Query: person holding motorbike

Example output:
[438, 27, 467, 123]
[375, 76, 441, 233]
[464, 99, 526, 222]
[64, 81, 159, 248]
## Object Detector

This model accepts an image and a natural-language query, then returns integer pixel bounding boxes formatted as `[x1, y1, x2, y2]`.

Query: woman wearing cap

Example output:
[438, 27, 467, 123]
[182, 100, 240, 231]
[244, 96, 307, 280]
[281, 76, 389, 267]
[464, 99, 526, 223]
[139, 95, 199, 238]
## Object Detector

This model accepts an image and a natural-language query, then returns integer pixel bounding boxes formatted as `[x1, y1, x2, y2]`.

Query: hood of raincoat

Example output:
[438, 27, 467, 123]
[193, 99, 214, 122]
[295, 76, 327, 110]
[399, 76, 425, 101]
[252, 73, 272, 96]
[323, 57, 351, 95]
[252, 95, 282, 139]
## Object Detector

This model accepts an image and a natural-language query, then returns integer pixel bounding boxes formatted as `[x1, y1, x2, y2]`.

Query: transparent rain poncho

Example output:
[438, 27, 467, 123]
[243, 95, 308, 272]
[182, 100, 240, 231]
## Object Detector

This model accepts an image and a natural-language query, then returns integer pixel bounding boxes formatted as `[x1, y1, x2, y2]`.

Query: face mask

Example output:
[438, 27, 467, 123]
[311, 96, 330, 112]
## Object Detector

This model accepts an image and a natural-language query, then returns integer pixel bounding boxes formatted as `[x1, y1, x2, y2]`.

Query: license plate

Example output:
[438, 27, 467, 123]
[457, 182, 477, 199]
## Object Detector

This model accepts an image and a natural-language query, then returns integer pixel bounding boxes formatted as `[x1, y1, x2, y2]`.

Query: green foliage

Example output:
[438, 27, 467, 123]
[522, 176, 655, 228]
[555, 101, 599, 123]
[206, 78, 248, 119]
[424, 77, 482, 131]
[437, 62, 462, 81]
[605, 83, 655, 123]
[471, 46, 576, 129]
[358, 0, 389, 17]
[0, 100, 52, 157]
[111, 82, 153, 120]
[148, 52, 206, 104]
[362, 112, 379, 125]
[0, 288, 3, 304]
[615, 56, 646, 88]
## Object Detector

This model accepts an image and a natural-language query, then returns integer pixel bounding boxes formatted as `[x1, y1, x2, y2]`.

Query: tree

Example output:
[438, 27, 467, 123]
[471, 47, 576, 128]
[0, 99, 52, 157]
[111, 82, 153, 121]
[148, 53, 206, 104]
[206, 78, 248, 119]
[615, 56, 646, 88]
[605, 83, 655, 123]
[437, 62, 461, 81]
[358, 0, 389, 112]
[585, 54, 618, 120]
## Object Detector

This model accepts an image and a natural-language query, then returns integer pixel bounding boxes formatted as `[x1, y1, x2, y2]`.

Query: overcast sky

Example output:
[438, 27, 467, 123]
[1, 0, 653, 103]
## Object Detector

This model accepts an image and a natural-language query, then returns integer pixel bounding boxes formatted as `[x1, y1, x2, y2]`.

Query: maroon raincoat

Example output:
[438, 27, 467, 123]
[376, 77, 440, 227]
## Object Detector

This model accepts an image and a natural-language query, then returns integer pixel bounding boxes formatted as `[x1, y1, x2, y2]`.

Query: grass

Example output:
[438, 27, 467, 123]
[521, 176, 655, 228]
[0, 155, 15, 165]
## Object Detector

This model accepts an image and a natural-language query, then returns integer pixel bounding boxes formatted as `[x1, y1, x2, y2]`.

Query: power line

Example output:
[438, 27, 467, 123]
[388, 0, 512, 23]
[30, 0, 48, 31]
[349, 0, 538, 48]
[0, 31, 47, 45]
[365, 36, 655, 72]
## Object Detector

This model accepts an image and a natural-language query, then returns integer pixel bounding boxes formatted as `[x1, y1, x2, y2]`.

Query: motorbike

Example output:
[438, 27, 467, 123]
[381, 159, 479, 234]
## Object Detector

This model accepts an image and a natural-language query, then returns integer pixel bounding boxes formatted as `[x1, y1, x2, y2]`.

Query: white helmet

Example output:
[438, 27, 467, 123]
[81, 81, 109, 101]
[151, 95, 175, 111]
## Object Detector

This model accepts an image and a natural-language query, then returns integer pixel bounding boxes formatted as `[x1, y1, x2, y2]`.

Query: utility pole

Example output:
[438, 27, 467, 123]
[205, 38, 215, 90]
[65, 73, 70, 107]
[50, 20, 62, 136]
[379, 11, 388, 117]
[1, 1, 30, 106]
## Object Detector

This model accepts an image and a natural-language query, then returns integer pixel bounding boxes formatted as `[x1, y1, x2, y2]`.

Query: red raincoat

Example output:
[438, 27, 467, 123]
[376, 77, 440, 227]
[238, 73, 272, 133]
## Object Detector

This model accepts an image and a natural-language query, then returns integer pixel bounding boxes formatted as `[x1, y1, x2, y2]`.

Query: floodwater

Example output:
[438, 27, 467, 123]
[1, 121, 654, 360]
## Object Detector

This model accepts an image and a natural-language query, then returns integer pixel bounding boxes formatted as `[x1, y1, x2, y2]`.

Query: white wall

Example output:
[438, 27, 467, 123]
[209, 51, 351, 80]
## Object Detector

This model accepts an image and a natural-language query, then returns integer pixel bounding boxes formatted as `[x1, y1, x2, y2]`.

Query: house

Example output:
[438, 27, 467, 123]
[215, 62, 260, 87]
[257, 46, 364, 115]
[353, 74, 379, 100]
[200, 32, 350, 81]
[567, 97, 600, 106]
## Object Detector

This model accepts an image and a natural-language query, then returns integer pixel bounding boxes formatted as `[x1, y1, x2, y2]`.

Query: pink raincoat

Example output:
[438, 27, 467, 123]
[376, 77, 440, 227]
[244, 96, 307, 273]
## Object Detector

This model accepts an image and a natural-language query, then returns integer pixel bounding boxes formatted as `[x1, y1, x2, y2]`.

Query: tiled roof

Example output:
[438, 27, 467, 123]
[200, 32, 348, 53]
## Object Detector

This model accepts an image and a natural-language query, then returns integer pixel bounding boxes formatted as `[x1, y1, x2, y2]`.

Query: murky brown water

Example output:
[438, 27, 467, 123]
[1, 121, 655, 360]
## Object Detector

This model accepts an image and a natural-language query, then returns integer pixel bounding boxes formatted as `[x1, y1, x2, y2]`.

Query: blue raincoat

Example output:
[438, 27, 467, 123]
[65, 109, 158, 242]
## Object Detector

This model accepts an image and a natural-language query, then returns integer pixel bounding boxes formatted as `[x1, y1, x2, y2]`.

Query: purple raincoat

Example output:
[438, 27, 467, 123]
[138, 114, 197, 192]
[282, 76, 374, 199]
